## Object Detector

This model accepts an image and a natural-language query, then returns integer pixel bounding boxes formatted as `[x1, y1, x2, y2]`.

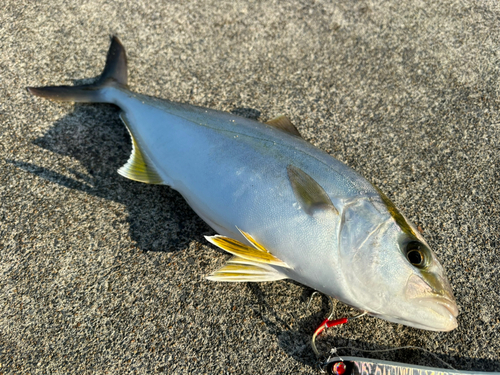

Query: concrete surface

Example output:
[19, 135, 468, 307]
[1, 0, 499, 373]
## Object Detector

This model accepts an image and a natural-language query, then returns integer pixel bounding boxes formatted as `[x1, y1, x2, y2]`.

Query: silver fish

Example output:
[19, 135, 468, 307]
[27, 37, 458, 331]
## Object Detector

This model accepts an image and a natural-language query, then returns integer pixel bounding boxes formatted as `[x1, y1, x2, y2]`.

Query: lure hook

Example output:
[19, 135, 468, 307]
[310, 295, 367, 358]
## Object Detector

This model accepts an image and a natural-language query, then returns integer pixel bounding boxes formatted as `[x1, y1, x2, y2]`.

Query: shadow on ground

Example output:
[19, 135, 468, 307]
[10, 94, 265, 254]
[10, 101, 210, 254]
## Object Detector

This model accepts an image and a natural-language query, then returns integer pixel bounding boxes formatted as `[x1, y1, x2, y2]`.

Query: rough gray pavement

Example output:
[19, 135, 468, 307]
[1, 1, 500, 374]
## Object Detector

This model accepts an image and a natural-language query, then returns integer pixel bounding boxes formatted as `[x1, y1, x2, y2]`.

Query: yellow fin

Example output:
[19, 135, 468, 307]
[206, 256, 288, 282]
[237, 227, 267, 252]
[117, 113, 163, 184]
[266, 115, 302, 137]
[205, 233, 291, 268]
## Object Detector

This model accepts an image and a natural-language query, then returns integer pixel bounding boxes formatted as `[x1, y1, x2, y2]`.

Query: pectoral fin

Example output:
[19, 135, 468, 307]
[287, 165, 338, 216]
[206, 256, 288, 282]
[118, 113, 163, 184]
[266, 115, 302, 137]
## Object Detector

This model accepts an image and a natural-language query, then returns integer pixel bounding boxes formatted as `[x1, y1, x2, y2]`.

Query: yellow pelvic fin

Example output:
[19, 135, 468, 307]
[265, 115, 302, 138]
[206, 256, 288, 282]
[237, 227, 267, 252]
[205, 232, 291, 268]
[117, 113, 163, 184]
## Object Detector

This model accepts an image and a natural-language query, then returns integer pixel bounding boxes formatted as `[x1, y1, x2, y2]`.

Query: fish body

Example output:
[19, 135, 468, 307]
[28, 37, 458, 331]
[105, 89, 375, 297]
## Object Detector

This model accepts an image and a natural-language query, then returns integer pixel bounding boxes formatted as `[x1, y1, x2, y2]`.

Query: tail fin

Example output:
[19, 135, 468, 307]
[27, 36, 127, 103]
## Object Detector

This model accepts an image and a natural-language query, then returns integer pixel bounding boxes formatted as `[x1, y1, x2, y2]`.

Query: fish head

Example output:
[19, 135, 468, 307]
[338, 195, 458, 331]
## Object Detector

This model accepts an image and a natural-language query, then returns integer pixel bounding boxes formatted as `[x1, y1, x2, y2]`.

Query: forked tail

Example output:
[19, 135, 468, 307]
[27, 36, 127, 102]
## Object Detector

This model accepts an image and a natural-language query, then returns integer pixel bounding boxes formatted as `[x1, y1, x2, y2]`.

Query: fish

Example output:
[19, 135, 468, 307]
[27, 36, 458, 331]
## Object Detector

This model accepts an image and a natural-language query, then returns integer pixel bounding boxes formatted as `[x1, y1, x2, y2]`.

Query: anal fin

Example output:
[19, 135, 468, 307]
[206, 256, 288, 282]
[118, 113, 163, 184]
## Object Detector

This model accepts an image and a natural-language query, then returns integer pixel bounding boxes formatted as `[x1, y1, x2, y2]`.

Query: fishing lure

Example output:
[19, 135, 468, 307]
[311, 304, 498, 375]
[322, 356, 500, 375]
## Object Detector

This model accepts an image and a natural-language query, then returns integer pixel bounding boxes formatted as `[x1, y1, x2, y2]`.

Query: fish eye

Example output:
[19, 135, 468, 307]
[405, 241, 426, 268]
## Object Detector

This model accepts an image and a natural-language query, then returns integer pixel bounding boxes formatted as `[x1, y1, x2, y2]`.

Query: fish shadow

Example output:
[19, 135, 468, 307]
[230, 107, 261, 120]
[14, 100, 213, 254]
[14, 99, 267, 255]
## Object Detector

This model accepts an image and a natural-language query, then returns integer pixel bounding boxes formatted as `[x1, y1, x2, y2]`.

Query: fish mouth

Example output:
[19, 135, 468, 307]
[404, 273, 458, 330]
[418, 296, 458, 331]
[435, 297, 459, 317]
[373, 296, 459, 331]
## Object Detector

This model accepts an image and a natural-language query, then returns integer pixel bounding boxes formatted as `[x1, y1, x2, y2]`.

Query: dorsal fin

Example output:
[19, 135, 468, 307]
[117, 113, 163, 184]
[266, 115, 302, 137]
[287, 165, 338, 216]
